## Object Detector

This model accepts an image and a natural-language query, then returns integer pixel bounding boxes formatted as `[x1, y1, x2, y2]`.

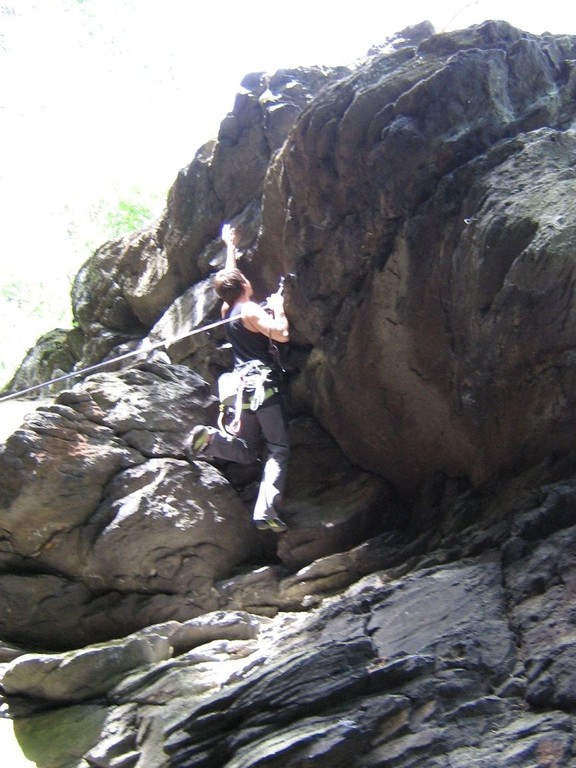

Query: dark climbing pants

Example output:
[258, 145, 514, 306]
[205, 399, 289, 522]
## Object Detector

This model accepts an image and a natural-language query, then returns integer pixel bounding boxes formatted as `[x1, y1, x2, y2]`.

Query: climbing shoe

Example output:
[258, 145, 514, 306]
[185, 425, 215, 459]
[254, 515, 288, 533]
[266, 516, 289, 533]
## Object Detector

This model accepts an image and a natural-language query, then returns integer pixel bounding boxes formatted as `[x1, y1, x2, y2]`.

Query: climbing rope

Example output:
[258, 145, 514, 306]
[0, 315, 236, 404]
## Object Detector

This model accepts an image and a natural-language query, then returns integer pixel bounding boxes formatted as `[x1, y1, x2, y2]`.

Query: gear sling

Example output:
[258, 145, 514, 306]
[217, 360, 279, 435]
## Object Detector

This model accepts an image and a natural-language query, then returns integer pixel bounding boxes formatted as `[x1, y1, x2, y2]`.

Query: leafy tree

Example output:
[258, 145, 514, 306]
[99, 195, 158, 240]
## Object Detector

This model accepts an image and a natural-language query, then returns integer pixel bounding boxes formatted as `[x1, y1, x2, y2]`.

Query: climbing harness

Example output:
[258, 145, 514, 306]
[216, 274, 287, 435]
[217, 361, 278, 435]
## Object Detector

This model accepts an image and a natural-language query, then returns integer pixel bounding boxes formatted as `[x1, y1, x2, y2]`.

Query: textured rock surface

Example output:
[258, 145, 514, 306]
[2, 18, 576, 768]
[4, 478, 576, 767]
[0, 363, 386, 648]
[1, 327, 83, 399]
[274, 23, 576, 496]
[69, 66, 351, 368]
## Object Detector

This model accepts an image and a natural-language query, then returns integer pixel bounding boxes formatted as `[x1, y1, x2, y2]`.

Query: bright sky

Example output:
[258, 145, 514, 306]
[1, 1, 575, 275]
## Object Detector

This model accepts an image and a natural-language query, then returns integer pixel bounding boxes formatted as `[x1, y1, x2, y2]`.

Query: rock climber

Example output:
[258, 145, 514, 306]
[185, 223, 290, 532]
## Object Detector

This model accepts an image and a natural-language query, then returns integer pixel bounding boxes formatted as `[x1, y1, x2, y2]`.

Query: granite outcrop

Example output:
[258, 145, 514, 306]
[2, 19, 576, 768]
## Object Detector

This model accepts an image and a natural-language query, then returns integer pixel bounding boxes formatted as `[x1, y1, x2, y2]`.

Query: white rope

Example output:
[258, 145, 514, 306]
[0, 315, 235, 404]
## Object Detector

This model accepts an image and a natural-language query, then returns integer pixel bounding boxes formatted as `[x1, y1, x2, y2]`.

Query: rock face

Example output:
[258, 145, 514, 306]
[274, 23, 576, 496]
[0, 363, 389, 648]
[68, 65, 352, 368]
[2, 19, 576, 768]
[3, 474, 576, 767]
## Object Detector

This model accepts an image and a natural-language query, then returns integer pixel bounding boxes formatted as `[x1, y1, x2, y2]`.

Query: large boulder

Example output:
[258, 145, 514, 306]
[264, 22, 576, 497]
[0, 364, 388, 648]
[0, 364, 261, 647]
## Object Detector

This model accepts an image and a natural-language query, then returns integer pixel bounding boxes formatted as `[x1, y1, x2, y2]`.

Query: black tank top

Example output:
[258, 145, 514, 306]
[226, 303, 277, 369]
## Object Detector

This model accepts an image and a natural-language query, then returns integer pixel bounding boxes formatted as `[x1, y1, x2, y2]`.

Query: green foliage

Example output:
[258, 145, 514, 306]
[0, 276, 74, 389]
[0, 186, 164, 390]
[90, 188, 162, 243]
[104, 198, 155, 240]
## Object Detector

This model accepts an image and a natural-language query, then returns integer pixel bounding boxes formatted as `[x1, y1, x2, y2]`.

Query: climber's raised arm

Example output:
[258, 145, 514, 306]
[221, 223, 238, 271]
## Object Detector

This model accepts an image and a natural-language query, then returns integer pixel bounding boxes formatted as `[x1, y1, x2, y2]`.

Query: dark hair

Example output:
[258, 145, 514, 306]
[213, 268, 246, 305]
